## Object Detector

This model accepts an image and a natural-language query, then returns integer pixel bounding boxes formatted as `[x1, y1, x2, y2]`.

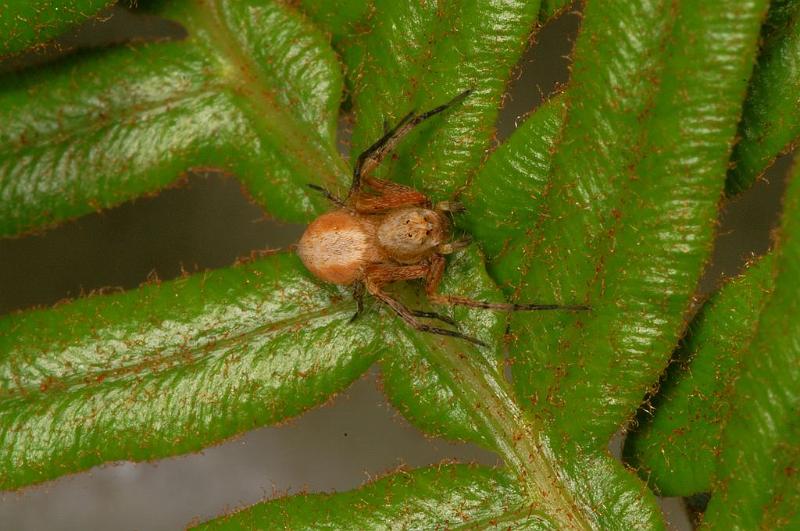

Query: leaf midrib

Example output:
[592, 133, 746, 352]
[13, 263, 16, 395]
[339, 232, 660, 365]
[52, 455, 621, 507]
[417, 333, 593, 529]
[1, 86, 231, 154]
[1, 0, 351, 189]
[194, 0, 350, 188]
[449, 502, 548, 529]
[2, 300, 355, 399]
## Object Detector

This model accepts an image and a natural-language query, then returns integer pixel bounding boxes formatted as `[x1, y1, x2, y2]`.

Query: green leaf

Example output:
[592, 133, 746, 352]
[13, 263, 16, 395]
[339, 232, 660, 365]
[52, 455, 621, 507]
[3, 0, 793, 527]
[334, 6, 669, 525]
[373, 249, 652, 528]
[343, 0, 543, 200]
[297, 0, 373, 45]
[194, 464, 549, 529]
[727, 0, 800, 194]
[0, 0, 115, 57]
[624, 253, 776, 496]
[558, 450, 665, 530]
[0, 0, 346, 237]
[478, 0, 769, 452]
[702, 157, 800, 529]
[0, 253, 382, 489]
[378, 249, 506, 447]
[462, 94, 565, 276]
[0, 243, 514, 492]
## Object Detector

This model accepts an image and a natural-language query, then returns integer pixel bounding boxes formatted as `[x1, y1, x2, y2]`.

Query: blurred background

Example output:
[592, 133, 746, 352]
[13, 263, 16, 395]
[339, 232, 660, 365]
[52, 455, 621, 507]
[0, 3, 792, 529]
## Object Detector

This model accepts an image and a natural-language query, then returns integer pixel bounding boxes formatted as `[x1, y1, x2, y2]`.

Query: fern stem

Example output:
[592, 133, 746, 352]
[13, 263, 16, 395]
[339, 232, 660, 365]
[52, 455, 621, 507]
[428, 344, 592, 529]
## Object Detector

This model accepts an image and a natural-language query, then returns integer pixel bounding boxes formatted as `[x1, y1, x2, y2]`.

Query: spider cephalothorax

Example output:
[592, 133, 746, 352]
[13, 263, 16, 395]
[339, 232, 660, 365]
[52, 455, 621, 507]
[377, 207, 447, 263]
[297, 90, 587, 346]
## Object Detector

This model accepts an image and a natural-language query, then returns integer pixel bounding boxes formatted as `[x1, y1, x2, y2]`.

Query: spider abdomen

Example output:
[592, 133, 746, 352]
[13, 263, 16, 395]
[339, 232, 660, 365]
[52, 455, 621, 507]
[297, 210, 382, 285]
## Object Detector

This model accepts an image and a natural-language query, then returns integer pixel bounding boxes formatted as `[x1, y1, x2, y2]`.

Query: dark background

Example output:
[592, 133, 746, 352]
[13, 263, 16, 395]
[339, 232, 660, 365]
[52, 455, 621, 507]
[0, 4, 791, 529]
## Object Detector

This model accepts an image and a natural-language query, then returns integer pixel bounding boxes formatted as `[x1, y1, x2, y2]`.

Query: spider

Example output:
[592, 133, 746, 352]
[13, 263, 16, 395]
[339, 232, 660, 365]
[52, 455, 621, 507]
[297, 89, 588, 346]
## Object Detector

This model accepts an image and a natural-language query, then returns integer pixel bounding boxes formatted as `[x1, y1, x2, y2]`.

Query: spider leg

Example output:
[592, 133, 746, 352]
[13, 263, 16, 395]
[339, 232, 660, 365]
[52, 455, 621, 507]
[349, 89, 473, 199]
[307, 184, 346, 208]
[434, 200, 466, 213]
[426, 254, 591, 311]
[351, 277, 455, 326]
[437, 237, 472, 255]
[407, 309, 458, 327]
[349, 281, 365, 323]
[349, 111, 414, 198]
[366, 279, 486, 347]
[354, 189, 429, 214]
[364, 263, 485, 347]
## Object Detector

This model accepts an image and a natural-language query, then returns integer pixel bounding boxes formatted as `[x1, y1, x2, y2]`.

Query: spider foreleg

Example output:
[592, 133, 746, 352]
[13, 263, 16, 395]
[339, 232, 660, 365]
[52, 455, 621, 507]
[429, 294, 590, 312]
[350, 111, 415, 198]
[354, 189, 429, 214]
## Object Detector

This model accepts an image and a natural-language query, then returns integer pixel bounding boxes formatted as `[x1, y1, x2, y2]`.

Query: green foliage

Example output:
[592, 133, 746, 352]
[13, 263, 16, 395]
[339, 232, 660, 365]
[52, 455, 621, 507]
[0, 0, 346, 236]
[0, 253, 381, 489]
[629, 156, 800, 528]
[297, 0, 372, 45]
[340, 0, 544, 200]
[1, 0, 798, 528]
[727, 0, 800, 194]
[193, 464, 545, 530]
[463, 94, 565, 264]
[472, 0, 769, 453]
[624, 253, 776, 496]
[0, 0, 115, 57]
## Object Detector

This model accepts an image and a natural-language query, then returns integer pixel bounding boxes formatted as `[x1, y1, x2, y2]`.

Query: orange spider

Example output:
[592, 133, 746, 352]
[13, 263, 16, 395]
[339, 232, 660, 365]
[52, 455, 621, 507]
[297, 90, 588, 346]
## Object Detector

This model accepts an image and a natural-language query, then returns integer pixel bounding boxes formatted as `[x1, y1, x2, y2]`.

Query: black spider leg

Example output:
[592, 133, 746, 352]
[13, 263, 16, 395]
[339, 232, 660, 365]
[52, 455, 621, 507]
[349, 281, 365, 323]
[349, 281, 457, 328]
[368, 285, 487, 347]
[349, 110, 414, 198]
[387, 297, 486, 348]
[307, 184, 346, 208]
[407, 309, 458, 327]
[349, 88, 474, 199]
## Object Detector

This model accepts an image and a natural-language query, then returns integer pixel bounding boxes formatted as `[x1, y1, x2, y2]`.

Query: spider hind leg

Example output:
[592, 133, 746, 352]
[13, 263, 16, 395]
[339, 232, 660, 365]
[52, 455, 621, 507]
[407, 309, 458, 328]
[365, 278, 486, 347]
[349, 281, 366, 323]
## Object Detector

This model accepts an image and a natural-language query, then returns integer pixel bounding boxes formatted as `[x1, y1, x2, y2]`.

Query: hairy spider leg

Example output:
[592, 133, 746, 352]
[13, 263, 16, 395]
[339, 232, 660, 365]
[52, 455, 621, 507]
[306, 172, 426, 214]
[349, 111, 414, 198]
[307, 183, 345, 208]
[349, 281, 366, 322]
[350, 280, 452, 326]
[349, 89, 473, 199]
[364, 264, 482, 345]
[406, 309, 457, 327]
[365, 263, 457, 327]
[425, 255, 591, 312]
[353, 187, 429, 214]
